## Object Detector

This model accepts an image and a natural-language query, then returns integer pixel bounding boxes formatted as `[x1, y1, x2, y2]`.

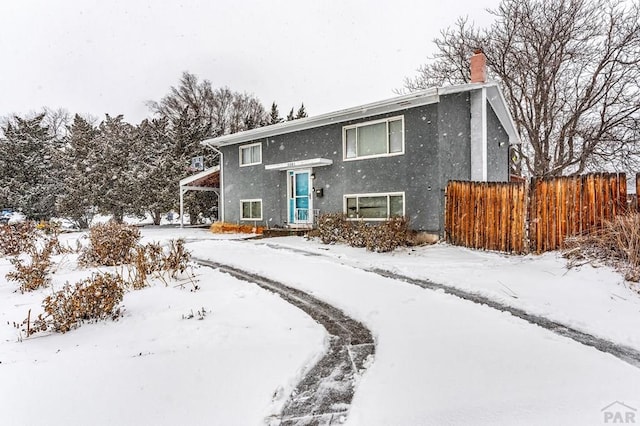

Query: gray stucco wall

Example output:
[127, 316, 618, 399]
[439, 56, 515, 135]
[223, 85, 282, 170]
[486, 101, 510, 182]
[219, 92, 509, 233]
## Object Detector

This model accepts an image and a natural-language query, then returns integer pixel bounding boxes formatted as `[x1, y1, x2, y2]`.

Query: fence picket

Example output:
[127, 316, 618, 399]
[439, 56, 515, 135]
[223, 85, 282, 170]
[445, 173, 628, 254]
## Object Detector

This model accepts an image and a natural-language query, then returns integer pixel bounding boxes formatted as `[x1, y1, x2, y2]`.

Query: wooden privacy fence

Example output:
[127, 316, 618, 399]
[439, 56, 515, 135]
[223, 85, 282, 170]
[445, 173, 628, 254]
[446, 181, 527, 253]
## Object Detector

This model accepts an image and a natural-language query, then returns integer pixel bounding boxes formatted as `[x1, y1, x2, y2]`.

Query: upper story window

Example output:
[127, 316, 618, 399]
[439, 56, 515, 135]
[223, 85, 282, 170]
[343, 116, 404, 160]
[239, 142, 262, 167]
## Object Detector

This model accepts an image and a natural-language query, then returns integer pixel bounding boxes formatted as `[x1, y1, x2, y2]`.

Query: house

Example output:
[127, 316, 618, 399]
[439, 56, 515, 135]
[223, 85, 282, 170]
[201, 52, 519, 235]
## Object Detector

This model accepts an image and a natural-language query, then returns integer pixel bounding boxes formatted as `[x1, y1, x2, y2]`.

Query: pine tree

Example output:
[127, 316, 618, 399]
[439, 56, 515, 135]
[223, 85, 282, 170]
[295, 103, 308, 119]
[91, 115, 138, 223]
[136, 118, 181, 225]
[286, 108, 295, 121]
[57, 114, 100, 228]
[268, 102, 283, 125]
[0, 114, 60, 220]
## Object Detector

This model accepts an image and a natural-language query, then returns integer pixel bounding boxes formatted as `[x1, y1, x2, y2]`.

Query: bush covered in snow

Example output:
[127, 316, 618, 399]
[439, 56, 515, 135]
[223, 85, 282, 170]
[6, 240, 55, 293]
[0, 222, 37, 257]
[127, 239, 192, 289]
[27, 273, 125, 335]
[3, 222, 68, 293]
[315, 213, 410, 252]
[79, 221, 141, 266]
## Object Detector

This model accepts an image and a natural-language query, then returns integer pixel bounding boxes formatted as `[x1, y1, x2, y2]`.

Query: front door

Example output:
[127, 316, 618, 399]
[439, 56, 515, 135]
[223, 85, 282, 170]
[288, 170, 312, 225]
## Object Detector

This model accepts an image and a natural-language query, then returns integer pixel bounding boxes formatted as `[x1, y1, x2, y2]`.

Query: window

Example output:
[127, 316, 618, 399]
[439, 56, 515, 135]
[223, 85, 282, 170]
[344, 192, 404, 220]
[239, 142, 261, 166]
[240, 199, 262, 220]
[344, 116, 404, 160]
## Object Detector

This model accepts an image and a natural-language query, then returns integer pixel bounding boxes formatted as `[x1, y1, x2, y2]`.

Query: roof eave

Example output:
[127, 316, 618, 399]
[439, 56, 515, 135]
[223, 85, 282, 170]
[201, 87, 441, 148]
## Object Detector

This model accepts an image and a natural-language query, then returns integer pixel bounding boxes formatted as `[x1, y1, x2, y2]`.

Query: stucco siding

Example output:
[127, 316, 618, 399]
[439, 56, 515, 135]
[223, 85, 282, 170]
[218, 92, 509, 233]
[486, 101, 510, 182]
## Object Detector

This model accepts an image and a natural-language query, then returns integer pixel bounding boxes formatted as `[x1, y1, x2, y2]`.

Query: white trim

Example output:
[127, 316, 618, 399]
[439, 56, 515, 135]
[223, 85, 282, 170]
[343, 191, 405, 221]
[201, 82, 519, 150]
[287, 169, 313, 225]
[240, 198, 263, 221]
[342, 115, 405, 161]
[481, 87, 488, 180]
[265, 158, 333, 171]
[485, 85, 521, 146]
[470, 88, 489, 181]
[239, 142, 262, 167]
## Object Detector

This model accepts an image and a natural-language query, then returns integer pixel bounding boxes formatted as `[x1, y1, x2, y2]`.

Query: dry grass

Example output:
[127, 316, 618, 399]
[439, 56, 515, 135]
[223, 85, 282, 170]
[563, 212, 640, 282]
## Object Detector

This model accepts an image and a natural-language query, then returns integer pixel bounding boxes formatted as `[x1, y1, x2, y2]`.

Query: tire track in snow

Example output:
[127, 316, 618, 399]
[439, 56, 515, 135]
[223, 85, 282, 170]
[193, 258, 375, 426]
[370, 267, 640, 368]
[254, 242, 640, 369]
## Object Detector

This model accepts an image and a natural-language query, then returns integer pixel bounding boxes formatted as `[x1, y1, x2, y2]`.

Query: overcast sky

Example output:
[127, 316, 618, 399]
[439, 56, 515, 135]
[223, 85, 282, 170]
[0, 0, 499, 124]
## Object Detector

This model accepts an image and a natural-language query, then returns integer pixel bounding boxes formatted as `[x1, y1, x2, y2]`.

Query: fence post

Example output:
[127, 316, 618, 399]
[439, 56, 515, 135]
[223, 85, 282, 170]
[637, 173, 640, 212]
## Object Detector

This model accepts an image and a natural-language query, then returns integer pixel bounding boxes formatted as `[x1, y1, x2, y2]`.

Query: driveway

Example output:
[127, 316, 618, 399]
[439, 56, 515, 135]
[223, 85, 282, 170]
[187, 237, 640, 425]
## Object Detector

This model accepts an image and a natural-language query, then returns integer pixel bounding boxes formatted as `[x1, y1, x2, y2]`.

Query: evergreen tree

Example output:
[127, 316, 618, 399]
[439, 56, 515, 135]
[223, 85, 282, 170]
[57, 114, 100, 228]
[268, 102, 283, 125]
[90, 115, 138, 223]
[286, 108, 295, 121]
[148, 72, 273, 223]
[295, 103, 308, 119]
[136, 118, 181, 225]
[0, 114, 60, 220]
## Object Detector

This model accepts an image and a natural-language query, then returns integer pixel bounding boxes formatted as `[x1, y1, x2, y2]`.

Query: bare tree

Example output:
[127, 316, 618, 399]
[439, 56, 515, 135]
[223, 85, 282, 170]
[402, 0, 640, 177]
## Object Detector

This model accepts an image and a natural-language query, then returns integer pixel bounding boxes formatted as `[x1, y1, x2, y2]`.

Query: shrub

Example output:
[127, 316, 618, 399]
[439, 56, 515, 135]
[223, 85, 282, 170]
[163, 239, 190, 278]
[563, 212, 640, 282]
[79, 222, 141, 266]
[28, 273, 125, 335]
[126, 240, 192, 289]
[365, 216, 410, 253]
[0, 222, 37, 257]
[6, 239, 57, 293]
[316, 213, 348, 244]
[315, 213, 410, 252]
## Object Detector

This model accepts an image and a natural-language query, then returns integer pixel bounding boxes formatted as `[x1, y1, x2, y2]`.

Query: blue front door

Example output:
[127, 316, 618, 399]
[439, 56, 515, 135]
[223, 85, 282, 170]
[288, 170, 311, 224]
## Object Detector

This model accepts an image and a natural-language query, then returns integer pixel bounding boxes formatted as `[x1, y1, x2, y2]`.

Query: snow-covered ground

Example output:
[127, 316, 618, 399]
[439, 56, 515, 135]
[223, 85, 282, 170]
[0, 230, 324, 426]
[2, 227, 640, 425]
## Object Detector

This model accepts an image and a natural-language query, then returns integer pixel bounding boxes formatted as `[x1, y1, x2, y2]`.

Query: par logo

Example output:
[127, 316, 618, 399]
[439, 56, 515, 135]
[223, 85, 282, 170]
[602, 401, 637, 424]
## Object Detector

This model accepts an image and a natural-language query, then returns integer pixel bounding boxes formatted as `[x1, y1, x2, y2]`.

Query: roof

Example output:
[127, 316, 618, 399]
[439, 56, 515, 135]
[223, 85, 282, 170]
[179, 166, 220, 188]
[201, 82, 520, 148]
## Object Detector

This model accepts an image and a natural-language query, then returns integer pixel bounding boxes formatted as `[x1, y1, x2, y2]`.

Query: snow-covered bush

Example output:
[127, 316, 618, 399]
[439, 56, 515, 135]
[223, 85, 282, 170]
[314, 213, 347, 244]
[0, 222, 37, 257]
[163, 239, 190, 278]
[6, 239, 56, 293]
[364, 216, 410, 253]
[28, 273, 125, 335]
[4, 223, 67, 293]
[315, 213, 409, 252]
[127, 239, 192, 289]
[79, 222, 141, 266]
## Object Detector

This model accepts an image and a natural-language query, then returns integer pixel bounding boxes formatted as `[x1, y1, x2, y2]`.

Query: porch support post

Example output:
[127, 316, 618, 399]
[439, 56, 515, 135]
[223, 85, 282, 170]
[179, 188, 185, 228]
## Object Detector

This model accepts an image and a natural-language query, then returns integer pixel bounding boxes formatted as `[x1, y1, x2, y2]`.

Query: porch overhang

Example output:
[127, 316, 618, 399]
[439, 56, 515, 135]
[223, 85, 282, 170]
[179, 166, 220, 227]
[264, 157, 333, 171]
